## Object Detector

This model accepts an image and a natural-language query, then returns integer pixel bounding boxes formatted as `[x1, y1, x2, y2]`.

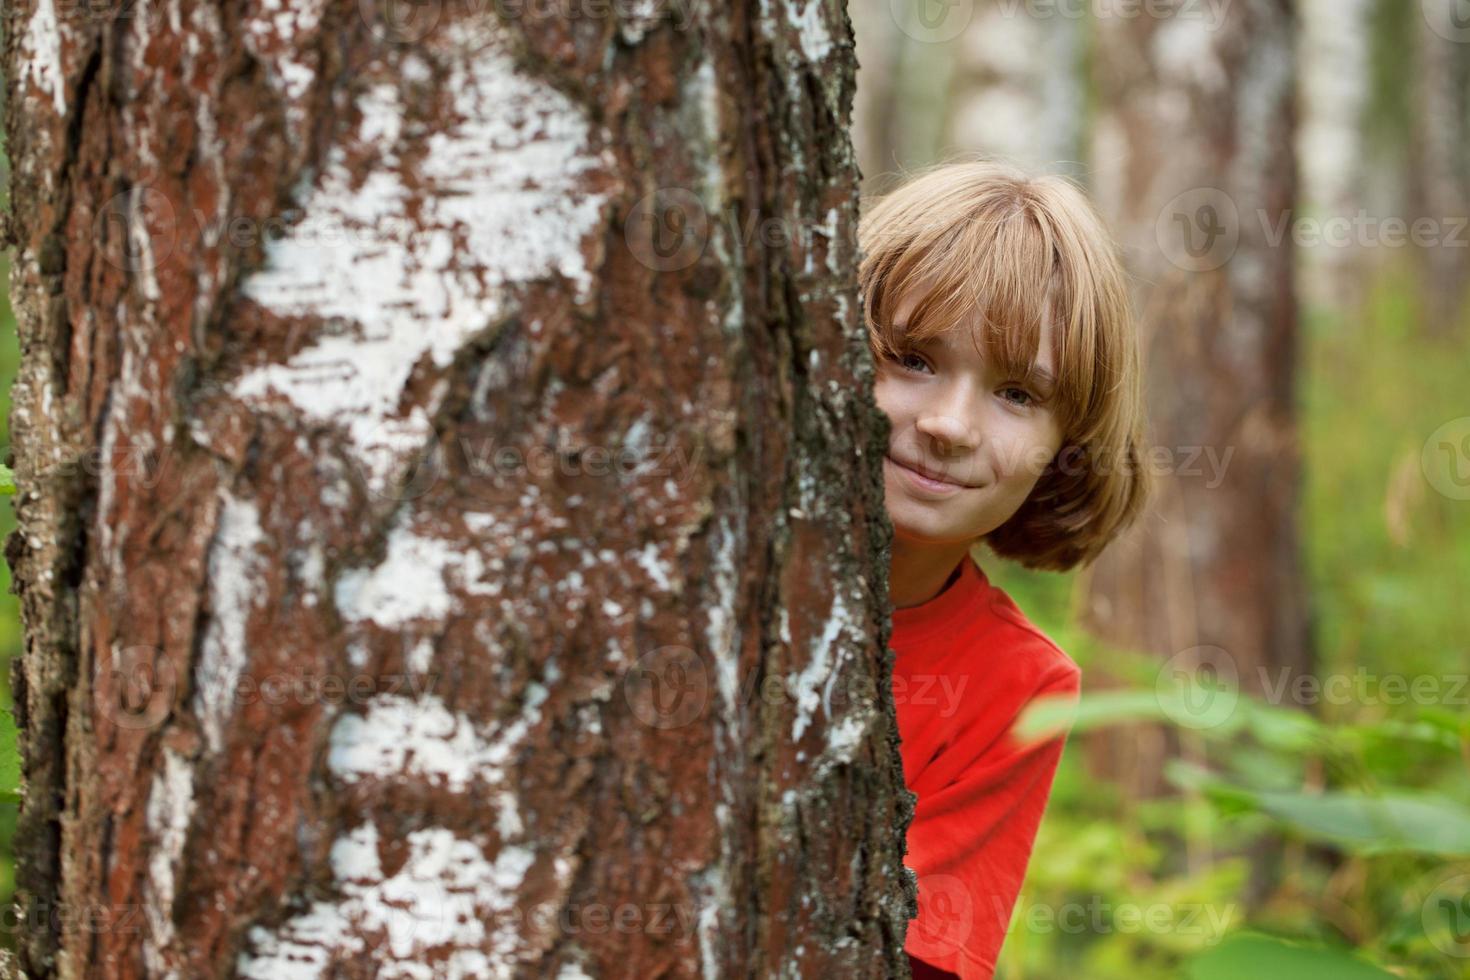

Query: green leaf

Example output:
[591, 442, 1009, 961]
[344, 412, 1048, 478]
[0, 706, 18, 797]
[1013, 690, 1159, 742]
[0, 464, 14, 496]
[1188, 933, 1397, 980]
[1250, 790, 1470, 856]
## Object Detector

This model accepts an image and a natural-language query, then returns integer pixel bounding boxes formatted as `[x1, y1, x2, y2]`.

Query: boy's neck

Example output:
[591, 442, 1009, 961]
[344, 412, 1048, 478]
[889, 538, 975, 609]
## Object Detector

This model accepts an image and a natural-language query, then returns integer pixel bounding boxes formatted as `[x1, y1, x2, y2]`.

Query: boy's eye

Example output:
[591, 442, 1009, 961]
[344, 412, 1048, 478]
[1000, 387, 1035, 408]
[897, 351, 932, 374]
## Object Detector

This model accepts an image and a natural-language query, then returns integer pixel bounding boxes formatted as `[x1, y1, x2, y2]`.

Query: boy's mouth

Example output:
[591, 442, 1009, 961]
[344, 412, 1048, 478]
[886, 455, 976, 494]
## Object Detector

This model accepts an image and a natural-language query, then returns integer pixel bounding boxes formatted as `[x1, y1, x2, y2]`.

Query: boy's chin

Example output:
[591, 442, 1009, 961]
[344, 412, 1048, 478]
[888, 517, 984, 548]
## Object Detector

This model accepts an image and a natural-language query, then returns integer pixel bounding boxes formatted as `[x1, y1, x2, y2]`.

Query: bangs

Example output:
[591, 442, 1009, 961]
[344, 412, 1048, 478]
[862, 202, 1087, 431]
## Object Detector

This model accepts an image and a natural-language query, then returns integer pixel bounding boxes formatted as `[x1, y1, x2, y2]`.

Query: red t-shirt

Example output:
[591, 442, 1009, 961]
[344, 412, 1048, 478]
[891, 554, 1082, 979]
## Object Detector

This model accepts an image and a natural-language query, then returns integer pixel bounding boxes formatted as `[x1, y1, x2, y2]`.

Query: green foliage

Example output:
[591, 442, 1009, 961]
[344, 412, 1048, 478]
[1187, 933, 1398, 980]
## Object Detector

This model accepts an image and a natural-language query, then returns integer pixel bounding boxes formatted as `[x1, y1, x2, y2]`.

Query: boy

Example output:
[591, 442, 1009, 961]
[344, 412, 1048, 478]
[858, 160, 1151, 978]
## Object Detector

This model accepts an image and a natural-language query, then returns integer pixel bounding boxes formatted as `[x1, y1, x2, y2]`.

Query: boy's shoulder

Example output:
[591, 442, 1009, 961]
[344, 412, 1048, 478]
[890, 555, 1080, 695]
[982, 583, 1082, 696]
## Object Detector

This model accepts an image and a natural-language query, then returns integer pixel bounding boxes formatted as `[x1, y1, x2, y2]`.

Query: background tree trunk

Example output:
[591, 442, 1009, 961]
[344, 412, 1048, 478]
[1081, 0, 1313, 857]
[2, 1, 916, 976]
[945, 1, 1085, 176]
[1409, 0, 1470, 338]
[1298, 0, 1375, 316]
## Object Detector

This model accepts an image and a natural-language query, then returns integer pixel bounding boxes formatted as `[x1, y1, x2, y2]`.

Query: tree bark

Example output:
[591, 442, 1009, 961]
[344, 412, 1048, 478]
[2, 1, 916, 976]
[1083, 0, 1313, 813]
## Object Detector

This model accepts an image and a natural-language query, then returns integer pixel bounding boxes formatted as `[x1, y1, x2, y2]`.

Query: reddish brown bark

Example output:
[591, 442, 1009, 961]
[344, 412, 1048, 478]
[3, 1, 916, 976]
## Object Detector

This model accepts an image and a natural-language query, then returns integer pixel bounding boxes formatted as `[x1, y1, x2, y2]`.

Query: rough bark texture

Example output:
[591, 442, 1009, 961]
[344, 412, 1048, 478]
[1083, 0, 1313, 803]
[2, 0, 917, 976]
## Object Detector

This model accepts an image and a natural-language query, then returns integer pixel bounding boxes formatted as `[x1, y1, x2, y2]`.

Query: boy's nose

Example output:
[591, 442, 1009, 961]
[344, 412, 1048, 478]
[915, 412, 979, 455]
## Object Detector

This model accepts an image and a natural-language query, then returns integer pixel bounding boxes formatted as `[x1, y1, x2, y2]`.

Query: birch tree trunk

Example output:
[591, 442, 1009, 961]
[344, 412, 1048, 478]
[2, 1, 916, 976]
[946, 1, 1084, 175]
[1083, 0, 1313, 816]
[1298, 0, 1374, 315]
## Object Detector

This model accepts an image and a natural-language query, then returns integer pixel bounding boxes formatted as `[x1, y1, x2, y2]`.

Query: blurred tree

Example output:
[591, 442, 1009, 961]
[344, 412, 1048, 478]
[1409, 0, 1470, 337]
[0, 2, 916, 977]
[1080, 0, 1314, 890]
[1298, 0, 1375, 315]
[945, 1, 1085, 176]
[851, 0, 958, 189]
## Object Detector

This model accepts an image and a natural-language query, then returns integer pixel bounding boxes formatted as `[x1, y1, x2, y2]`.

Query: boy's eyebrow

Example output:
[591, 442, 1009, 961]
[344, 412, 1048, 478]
[1027, 366, 1058, 393]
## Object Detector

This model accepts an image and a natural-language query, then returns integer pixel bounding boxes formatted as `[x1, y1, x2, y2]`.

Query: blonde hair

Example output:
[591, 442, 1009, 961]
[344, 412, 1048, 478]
[858, 158, 1151, 572]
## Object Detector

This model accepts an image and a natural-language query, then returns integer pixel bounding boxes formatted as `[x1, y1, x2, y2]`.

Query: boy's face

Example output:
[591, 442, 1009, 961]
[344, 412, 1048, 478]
[874, 285, 1066, 547]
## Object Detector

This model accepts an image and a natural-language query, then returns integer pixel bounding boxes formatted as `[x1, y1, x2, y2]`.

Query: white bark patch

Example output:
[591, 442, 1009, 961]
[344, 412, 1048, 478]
[238, 821, 537, 979]
[243, 0, 327, 126]
[192, 491, 268, 753]
[21, 0, 66, 114]
[1151, 15, 1227, 94]
[789, 0, 834, 63]
[703, 511, 743, 714]
[233, 20, 616, 495]
[333, 512, 502, 629]
[327, 685, 549, 796]
[788, 585, 864, 741]
[619, 0, 667, 43]
[635, 541, 678, 593]
[143, 748, 196, 977]
[692, 800, 735, 980]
